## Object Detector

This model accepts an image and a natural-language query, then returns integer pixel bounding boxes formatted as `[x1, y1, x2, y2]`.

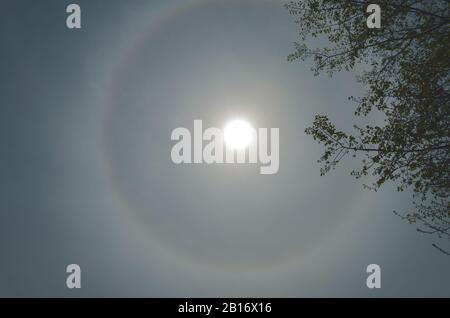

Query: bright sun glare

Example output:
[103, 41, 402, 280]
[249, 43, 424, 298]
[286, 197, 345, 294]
[224, 119, 254, 150]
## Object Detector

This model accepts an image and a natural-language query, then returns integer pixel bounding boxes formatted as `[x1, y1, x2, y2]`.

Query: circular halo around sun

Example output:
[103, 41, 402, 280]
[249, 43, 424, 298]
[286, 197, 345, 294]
[224, 119, 254, 150]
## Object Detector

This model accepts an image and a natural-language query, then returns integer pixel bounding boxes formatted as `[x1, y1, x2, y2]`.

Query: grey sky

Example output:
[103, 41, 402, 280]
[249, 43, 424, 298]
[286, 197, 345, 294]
[0, 0, 449, 297]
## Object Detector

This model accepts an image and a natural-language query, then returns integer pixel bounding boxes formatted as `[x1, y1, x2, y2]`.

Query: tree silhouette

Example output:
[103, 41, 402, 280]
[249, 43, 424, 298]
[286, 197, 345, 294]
[286, 0, 449, 253]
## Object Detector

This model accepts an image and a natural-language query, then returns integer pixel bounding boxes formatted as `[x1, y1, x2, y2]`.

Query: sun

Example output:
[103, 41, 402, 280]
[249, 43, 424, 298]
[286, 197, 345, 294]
[224, 119, 254, 150]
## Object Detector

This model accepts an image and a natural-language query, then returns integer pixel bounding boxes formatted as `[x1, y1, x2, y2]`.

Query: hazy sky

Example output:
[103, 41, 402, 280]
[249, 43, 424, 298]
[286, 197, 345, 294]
[1, 0, 449, 297]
